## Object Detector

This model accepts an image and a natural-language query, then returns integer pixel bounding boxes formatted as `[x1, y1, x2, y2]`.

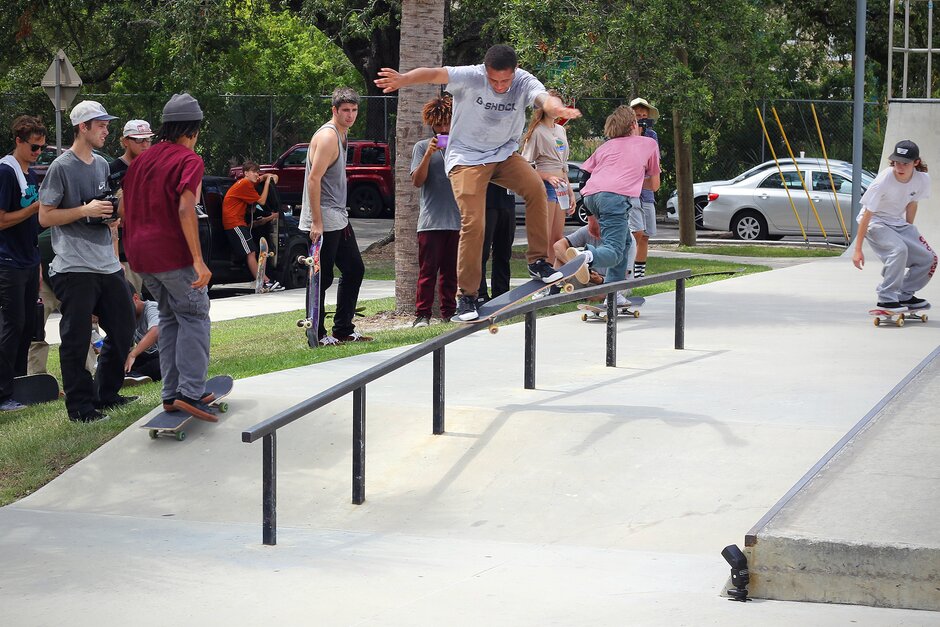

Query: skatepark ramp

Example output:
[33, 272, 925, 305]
[241, 270, 691, 545]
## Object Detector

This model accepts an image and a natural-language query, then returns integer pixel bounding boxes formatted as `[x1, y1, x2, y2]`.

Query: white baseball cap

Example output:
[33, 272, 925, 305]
[122, 119, 155, 138]
[69, 100, 118, 126]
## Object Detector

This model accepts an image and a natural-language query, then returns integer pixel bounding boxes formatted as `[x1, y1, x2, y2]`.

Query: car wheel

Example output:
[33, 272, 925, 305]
[347, 185, 383, 219]
[694, 196, 707, 229]
[573, 200, 590, 225]
[731, 210, 768, 240]
[279, 241, 310, 290]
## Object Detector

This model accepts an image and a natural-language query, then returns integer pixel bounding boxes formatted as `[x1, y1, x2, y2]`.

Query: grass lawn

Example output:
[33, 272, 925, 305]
[666, 244, 844, 258]
[0, 254, 768, 506]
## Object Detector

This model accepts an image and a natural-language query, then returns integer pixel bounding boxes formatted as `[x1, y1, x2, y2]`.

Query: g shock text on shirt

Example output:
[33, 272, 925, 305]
[476, 97, 518, 112]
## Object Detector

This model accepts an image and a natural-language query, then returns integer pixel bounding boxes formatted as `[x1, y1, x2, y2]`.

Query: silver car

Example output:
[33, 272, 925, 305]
[666, 158, 858, 228]
[701, 163, 873, 241]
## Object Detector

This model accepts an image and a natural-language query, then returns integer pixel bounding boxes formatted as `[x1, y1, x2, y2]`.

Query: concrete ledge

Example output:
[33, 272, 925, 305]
[746, 347, 940, 611]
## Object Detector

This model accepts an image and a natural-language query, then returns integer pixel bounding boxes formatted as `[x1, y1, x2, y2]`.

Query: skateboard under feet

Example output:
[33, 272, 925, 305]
[869, 304, 930, 327]
[141, 375, 234, 441]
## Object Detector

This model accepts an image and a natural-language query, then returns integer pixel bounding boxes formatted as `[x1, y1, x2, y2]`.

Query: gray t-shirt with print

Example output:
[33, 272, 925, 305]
[411, 138, 461, 232]
[443, 64, 547, 173]
[135, 300, 160, 355]
[38, 150, 121, 276]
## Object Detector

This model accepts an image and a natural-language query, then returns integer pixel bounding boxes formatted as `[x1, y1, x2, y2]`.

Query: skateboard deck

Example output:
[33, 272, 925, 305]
[140, 375, 234, 441]
[12, 373, 59, 405]
[296, 238, 323, 347]
[578, 297, 646, 321]
[869, 304, 930, 327]
[255, 236, 271, 294]
[456, 254, 587, 331]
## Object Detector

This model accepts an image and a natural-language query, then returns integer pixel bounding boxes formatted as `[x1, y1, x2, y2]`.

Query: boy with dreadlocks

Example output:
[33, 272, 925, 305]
[410, 95, 461, 326]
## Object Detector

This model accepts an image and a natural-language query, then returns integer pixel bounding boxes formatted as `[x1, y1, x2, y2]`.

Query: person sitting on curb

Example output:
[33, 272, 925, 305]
[123, 290, 161, 387]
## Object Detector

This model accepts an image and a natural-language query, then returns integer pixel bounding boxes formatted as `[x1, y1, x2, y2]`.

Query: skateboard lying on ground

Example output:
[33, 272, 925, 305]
[255, 236, 271, 294]
[578, 296, 647, 321]
[869, 304, 930, 327]
[296, 238, 322, 348]
[140, 375, 234, 441]
[455, 254, 586, 333]
[12, 373, 59, 406]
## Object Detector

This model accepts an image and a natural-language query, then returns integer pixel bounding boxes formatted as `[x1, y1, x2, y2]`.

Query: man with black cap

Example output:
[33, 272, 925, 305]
[38, 100, 137, 423]
[853, 139, 937, 311]
[121, 93, 216, 421]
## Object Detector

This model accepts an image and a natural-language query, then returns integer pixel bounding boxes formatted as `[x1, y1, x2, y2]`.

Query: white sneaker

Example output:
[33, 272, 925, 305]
[616, 293, 628, 307]
[564, 247, 592, 284]
[319, 335, 343, 346]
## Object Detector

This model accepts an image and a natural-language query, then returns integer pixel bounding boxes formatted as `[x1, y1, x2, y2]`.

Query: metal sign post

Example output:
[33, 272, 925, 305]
[40, 49, 82, 154]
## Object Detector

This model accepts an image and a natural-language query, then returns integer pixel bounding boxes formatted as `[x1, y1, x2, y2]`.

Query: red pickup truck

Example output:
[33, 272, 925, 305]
[229, 140, 394, 219]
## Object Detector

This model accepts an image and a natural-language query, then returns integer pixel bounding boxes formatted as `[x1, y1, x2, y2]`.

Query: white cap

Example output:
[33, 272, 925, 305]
[122, 119, 154, 138]
[69, 100, 118, 126]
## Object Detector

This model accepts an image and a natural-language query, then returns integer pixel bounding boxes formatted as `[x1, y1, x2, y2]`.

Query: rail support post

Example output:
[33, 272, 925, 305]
[352, 386, 366, 504]
[606, 291, 618, 367]
[675, 278, 686, 350]
[262, 432, 277, 546]
[433, 347, 445, 434]
[524, 311, 536, 389]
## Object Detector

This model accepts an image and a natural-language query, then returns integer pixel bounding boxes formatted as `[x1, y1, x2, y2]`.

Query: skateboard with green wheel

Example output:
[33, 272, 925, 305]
[140, 375, 234, 441]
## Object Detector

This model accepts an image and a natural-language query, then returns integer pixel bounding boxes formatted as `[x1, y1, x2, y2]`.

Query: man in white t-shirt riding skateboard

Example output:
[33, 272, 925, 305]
[375, 44, 582, 321]
[853, 139, 937, 312]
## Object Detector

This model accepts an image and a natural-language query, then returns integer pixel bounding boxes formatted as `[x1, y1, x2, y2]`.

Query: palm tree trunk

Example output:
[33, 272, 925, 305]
[394, 0, 445, 313]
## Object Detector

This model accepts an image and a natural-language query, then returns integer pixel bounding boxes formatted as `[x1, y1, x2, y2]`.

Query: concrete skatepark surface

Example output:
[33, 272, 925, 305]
[3, 103, 940, 625]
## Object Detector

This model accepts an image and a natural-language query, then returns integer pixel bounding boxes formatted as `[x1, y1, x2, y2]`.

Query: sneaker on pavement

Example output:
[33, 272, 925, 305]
[564, 247, 592, 284]
[876, 301, 905, 312]
[334, 331, 374, 342]
[0, 398, 26, 412]
[70, 409, 110, 423]
[123, 374, 153, 387]
[319, 335, 343, 346]
[900, 296, 930, 309]
[96, 395, 139, 411]
[172, 396, 218, 422]
[454, 294, 479, 321]
[528, 259, 564, 284]
[412, 316, 430, 328]
[262, 280, 285, 292]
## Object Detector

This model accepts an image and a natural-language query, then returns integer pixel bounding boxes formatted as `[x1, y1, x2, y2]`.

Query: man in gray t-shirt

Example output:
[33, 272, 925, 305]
[38, 100, 136, 423]
[376, 44, 582, 322]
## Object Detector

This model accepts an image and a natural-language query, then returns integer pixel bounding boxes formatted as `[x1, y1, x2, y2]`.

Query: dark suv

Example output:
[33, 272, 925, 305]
[197, 176, 311, 290]
[229, 140, 394, 219]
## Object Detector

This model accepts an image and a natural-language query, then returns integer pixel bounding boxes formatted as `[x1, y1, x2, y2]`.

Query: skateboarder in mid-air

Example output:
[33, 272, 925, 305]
[375, 44, 582, 321]
[853, 139, 937, 312]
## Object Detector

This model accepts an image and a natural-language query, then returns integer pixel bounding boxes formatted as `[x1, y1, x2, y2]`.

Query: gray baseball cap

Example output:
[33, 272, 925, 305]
[162, 93, 204, 122]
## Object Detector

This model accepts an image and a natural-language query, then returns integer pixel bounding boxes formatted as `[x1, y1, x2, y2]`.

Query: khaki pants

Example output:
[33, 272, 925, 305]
[449, 153, 549, 297]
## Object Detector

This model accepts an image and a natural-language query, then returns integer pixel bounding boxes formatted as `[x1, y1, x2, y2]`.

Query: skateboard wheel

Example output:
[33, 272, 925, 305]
[897, 316, 905, 327]
[217, 402, 229, 413]
[562, 283, 574, 293]
[923, 315, 928, 323]
[632, 310, 640, 318]
[296, 255, 307, 265]
[488, 325, 499, 335]
[581, 313, 588, 321]
[176, 431, 186, 441]
[149, 429, 158, 439]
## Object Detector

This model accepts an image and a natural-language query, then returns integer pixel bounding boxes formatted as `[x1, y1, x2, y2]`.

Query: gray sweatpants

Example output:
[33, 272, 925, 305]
[865, 223, 938, 302]
[140, 266, 211, 402]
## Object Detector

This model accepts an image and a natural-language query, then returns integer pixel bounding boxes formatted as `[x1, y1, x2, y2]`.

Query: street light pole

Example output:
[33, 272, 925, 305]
[851, 0, 867, 241]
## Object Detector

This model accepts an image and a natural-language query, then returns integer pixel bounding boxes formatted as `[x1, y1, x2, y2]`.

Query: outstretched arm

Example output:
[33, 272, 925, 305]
[375, 67, 450, 93]
[534, 93, 582, 121]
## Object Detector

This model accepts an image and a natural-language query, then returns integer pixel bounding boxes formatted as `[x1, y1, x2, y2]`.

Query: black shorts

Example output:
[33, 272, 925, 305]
[225, 226, 256, 256]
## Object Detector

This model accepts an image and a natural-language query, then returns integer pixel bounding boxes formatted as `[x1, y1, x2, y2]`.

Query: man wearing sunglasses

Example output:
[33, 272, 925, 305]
[110, 119, 155, 296]
[0, 116, 46, 411]
[39, 100, 137, 423]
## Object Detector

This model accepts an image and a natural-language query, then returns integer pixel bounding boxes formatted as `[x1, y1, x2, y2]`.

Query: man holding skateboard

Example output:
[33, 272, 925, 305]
[0, 116, 45, 412]
[299, 87, 372, 345]
[375, 44, 582, 321]
[121, 93, 216, 421]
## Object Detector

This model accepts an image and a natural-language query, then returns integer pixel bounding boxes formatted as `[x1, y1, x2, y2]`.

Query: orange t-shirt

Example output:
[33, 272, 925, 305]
[222, 177, 260, 229]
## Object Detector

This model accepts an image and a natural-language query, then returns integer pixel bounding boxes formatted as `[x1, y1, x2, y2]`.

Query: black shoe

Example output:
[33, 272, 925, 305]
[876, 301, 905, 312]
[70, 409, 110, 424]
[528, 259, 564, 284]
[172, 396, 218, 422]
[900, 296, 930, 309]
[96, 395, 139, 410]
[454, 295, 479, 321]
[163, 391, 215, 412]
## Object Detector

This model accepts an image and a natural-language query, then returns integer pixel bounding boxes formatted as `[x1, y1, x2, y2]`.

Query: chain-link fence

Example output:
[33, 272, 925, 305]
[1, 91, 885, 211]
[0, 92, 397, 175]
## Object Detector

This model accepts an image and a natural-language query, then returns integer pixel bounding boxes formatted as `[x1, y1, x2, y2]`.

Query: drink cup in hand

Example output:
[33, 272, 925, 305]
[436, 134, 449, 149]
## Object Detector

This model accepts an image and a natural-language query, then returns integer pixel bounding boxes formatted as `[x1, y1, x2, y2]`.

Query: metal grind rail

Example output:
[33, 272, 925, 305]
[242, 269, 692, 545]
